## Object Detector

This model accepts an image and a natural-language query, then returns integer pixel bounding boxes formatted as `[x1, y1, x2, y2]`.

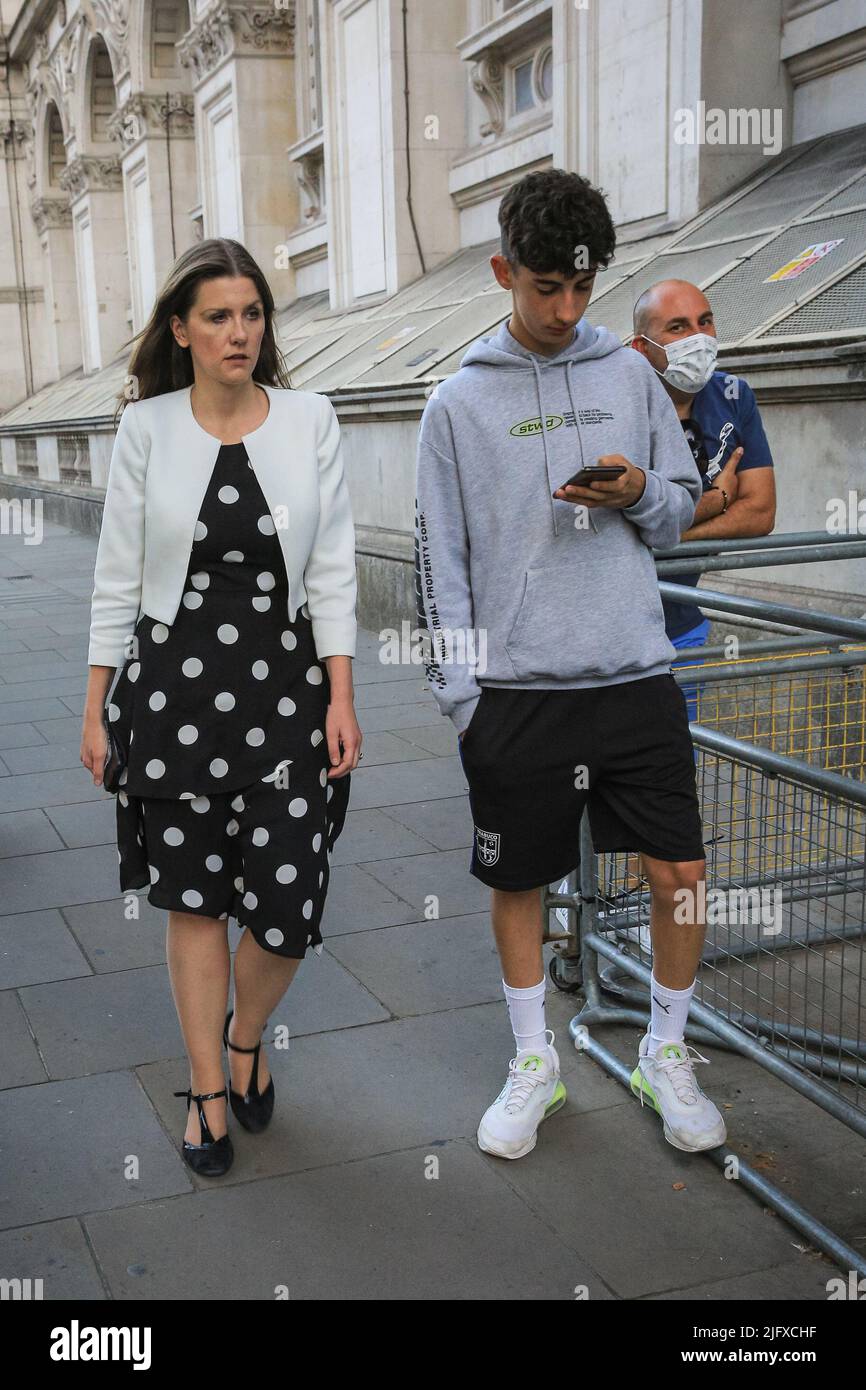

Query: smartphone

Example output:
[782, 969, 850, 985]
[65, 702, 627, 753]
[557, 464, 627, 492]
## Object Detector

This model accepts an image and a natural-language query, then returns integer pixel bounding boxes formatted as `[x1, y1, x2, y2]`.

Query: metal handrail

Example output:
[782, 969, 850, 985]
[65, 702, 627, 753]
[656, 541, 866, 574]
[658, 582, 866, 640]
[652, 530, 866, 556]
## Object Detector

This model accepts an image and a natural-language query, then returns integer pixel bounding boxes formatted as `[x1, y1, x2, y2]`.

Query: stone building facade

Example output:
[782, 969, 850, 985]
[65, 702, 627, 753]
[1, 0, 865, 622]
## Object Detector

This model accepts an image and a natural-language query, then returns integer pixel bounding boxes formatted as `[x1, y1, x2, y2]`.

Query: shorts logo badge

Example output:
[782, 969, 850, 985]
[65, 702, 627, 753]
[475, 826, 500, 866]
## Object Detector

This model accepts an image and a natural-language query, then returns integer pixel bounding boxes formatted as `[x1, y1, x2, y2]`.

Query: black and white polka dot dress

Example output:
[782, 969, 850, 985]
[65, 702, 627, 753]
[107, 440, 351, 959]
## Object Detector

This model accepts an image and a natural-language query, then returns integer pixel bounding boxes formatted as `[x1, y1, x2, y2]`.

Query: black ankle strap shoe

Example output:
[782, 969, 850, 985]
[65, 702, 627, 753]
[223, 1009, 276, 1133]
[172, 1086, 234, 1176]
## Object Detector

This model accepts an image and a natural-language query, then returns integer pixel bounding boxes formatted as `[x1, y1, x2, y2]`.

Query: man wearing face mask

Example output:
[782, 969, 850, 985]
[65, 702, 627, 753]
[631, 280, 776, 677]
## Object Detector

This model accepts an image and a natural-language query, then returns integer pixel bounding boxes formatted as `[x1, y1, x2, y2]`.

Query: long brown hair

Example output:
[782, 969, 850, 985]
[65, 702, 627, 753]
[113, 238, 292, 426]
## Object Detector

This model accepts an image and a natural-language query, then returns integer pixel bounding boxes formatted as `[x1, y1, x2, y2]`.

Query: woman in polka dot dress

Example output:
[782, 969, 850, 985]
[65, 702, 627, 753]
[80, 239, 362, 1176]
[109, 438, 346, 956]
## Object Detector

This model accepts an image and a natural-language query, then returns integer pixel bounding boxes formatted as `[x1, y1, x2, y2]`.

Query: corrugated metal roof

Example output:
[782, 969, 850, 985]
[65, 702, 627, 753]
[3, 121, 866, 431]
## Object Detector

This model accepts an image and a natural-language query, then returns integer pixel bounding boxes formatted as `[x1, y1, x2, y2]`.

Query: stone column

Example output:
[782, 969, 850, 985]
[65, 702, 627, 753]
[31, 195, 79, 381]
[178, 1, 297, 297]
[107, 92, 198, 331]
[59, 154, 127, 372]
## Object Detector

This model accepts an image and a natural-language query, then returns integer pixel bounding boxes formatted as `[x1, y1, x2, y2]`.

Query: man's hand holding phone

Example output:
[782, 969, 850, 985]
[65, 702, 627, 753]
[552, 454, 646, 509]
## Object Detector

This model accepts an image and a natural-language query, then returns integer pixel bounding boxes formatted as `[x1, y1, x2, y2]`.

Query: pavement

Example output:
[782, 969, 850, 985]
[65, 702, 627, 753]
[0, 513, 861, 1301]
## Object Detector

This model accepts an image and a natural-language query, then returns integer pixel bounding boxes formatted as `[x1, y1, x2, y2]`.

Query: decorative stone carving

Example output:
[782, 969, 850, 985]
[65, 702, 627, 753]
[22, 10, 87, 162]
[24, 63, 70, 190]
[1, 118, 31, 156]
[33, 30, 50, 70]
[106, 92, 195, 149]
[178, 0, 295, 83]
[296, 150, 323, 220]
[31, 196, 73, 234]
[59, 153, 123, 200]
[55, 12, 86, 101]
[2, 116, 36, 192]
[18, 111, 39, 191]
[90, 0, 131, 79]
[470, 52, 504, 137]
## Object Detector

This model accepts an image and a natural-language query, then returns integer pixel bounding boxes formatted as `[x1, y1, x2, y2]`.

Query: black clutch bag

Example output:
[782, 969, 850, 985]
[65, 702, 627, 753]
[102, 710, 126, 793]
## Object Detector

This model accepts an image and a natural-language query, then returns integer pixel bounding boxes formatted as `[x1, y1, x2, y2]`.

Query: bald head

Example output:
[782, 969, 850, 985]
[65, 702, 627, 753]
[633, 279, 713, 341]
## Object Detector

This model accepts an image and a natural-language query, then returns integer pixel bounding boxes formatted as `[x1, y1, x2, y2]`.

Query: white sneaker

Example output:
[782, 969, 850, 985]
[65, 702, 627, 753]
[477, 1029, 567, 1160]
[630, 1031, 727, 1152]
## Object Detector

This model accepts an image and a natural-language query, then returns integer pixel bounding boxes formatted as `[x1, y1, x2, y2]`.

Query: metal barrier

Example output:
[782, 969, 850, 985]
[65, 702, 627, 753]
[541, 532, 866, 1275]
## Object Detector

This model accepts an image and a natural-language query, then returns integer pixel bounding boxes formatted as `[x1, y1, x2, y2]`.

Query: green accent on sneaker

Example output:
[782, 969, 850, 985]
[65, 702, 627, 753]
[518, 1055, 544, 1071]
[629, 1064, 662, 1115]
[544, 1080, 567, 1115]
[661, 1043, 686, 1060]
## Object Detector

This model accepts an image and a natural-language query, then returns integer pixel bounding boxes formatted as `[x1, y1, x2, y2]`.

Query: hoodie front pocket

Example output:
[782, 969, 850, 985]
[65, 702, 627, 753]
[503, 563, 663, 681]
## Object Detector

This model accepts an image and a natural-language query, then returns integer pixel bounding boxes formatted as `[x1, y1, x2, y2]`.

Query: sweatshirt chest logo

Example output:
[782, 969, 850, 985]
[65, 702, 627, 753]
[509, 408, 615, 437]
[510, 414, 564, 436]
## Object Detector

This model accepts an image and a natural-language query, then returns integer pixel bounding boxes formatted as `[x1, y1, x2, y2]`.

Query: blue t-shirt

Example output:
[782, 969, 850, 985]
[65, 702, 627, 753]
[662, 370, 774, 639]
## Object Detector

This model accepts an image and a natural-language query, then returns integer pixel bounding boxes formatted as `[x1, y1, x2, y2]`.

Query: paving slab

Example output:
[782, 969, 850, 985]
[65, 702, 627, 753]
[320, 861, 426, 933]
[0, 986, 49, 1087]
[648, 1253, 842, 1300]
[18, 952, 389, 1080]
[0, 807, 66, 856]
[2, 740, 94, 775]
[82, 1140, 616, 1301]
[328, 805, 439, 865]
[0, 907, 93, 990]
[60, 896, 173, 973]
[358, 845, 491, 916]
[42, 796, 117, 847]
[325, 911, 506, 1014]
[381, 795, 475, 850]
[0, 1218, 108, 1300]
[0, 1070, 191, 1230]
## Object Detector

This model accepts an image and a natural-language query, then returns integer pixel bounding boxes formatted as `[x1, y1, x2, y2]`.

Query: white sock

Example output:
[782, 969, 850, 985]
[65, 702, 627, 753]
[649, 973, 696, 1051]
[503, 977, 549, 1055]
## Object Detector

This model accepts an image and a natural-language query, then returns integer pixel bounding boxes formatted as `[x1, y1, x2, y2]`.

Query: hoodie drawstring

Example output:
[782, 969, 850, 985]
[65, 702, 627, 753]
[530, 356, 598, 538]
[565, 362, 598, 536]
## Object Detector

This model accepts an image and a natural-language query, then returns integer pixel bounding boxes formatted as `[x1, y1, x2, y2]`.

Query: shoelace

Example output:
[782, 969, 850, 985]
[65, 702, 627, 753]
[503, 1058, 549, 1113]
[640, 1044, 710, 1108]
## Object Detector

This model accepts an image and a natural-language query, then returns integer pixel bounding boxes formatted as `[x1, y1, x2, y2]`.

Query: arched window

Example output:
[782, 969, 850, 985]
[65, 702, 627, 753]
[47, 105, 65, 188]
[90, 38, 116, 142]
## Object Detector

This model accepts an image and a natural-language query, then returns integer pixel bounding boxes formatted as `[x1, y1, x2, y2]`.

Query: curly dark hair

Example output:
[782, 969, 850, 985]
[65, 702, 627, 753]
[498, 168, 616, 278]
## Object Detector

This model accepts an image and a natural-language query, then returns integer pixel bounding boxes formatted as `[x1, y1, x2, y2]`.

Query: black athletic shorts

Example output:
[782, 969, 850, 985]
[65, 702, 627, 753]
[457, 673, 705, 891]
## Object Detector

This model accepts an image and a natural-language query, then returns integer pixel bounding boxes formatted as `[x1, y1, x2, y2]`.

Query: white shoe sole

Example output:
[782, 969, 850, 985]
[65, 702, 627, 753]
[662, 1121, 728, 1153]
[477, 1125, 539, 1160]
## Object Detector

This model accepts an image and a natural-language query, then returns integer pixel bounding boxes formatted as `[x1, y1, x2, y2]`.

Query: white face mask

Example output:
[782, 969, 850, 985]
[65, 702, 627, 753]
[642, 331, 718, 394]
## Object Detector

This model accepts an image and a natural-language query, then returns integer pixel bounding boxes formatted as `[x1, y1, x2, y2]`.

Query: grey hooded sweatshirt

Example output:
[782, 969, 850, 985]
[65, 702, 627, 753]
[413, 317, 703, 735]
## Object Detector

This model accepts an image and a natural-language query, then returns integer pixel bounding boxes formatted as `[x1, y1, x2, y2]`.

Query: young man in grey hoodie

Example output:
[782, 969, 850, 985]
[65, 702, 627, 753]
[414, 168, 727, 1161]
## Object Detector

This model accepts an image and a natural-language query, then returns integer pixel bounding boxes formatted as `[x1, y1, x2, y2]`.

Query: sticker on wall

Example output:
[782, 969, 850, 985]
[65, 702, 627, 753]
[763, 240, 844, 282]
[375, 326, 417, 350]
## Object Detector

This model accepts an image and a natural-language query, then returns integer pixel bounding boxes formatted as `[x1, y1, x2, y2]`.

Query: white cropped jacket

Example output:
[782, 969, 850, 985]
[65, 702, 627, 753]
[87, 383, 358, 668]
